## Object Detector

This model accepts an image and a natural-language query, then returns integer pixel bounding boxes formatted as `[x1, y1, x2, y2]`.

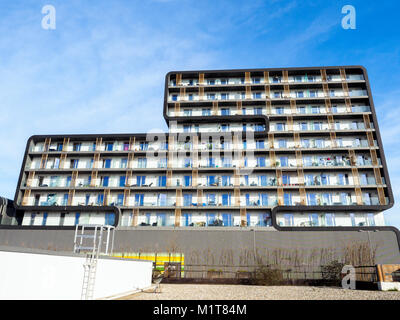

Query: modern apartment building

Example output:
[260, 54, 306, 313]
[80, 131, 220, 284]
[12, 66, 394, 230]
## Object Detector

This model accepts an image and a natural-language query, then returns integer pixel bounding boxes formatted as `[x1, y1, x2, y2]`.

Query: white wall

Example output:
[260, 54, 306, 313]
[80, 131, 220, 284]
[0, 249, 152, 300]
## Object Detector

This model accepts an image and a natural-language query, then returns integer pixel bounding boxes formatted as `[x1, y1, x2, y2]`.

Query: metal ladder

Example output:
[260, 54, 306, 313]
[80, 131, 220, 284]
[73, 224, 115, 300]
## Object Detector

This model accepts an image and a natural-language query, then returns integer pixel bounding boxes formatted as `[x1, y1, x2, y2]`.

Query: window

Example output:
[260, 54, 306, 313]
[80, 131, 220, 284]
[139, 142, 148, 151]
[117, 194, 124, 206]
[256, 140, 265, 149]
[172, 94, 178, 101]
[104, 159, 112, 168]
[135, 194, 144, 206]
[184, 175, 192, 187]
[121, 158, 128, 169]
[309, 213, 319, 226]
[259, 193, 268, 206]
[183, 109, 192, 116]
[73, 143, 81, 151]
[283, 193, 292, 205]
[254, 107, 262, 115]
[74, 213, 80, 225]
[325, 213, 336, 226]
[221, 124, 229, 132]
[102, 176, 109, 187]
[278, 139, 287, 148]
[276, 107, 284, 115]
[183, 194, 192, 206]
[253, 77, 261, 84]
[105, 213, 115, 226]
[106, 143, 114, 151]
[222, 214, 232, 226]
[296, 91, 304, 98]
[183, 125, 191, 133]
[253, 92, 262, 99]
[183, 213, 192, 226]
[207, 93, 215, 100]
[221, 176, 230, 186]
[221, 108, 230, 116]
[283, 213, 294, 226]
[257, 157, 266, 167]
[279, 157, 288, 167]
[138, 158, 147, 168]
[136, 176, 146, 186]
[221, 93, 229, 100]
[202, 108, 211, 116]
[222, 194, 231, 206]
[276, 123, 285, 131]
[158, 176, 167, 187]
[119, 176, 126, 187]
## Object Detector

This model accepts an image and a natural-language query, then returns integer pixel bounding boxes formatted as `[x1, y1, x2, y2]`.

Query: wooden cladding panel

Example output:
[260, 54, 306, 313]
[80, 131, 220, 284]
[370, 149, 379, 166]
[325, 98, 332, 113]
[240, 208, 247, 227]
[129, 137, 135, 151]
[282, 70, 289, 82]
[290, 99, 296, 114]
[71, 171, 78, 188]
[287, 116, 294, 131]
[345, 98, 352, 113]
[340, 68, 347, 81]
[198, 73, 205, 85]
[199, 87, 204, 100]
[264, 85, 270, 99]
[192, 169, 198, 186]
[40, 154, 48, 169]
[323, 83, 329, 97]
[294, 133, 301, 148]
[236, 101, 242, 113]
[277, 188, 284, 205]
[245, 72, 251, 84]
[269, 150, 276, 166]
[367, 131, 375, 147]
[67, 189, 75, 206]
[123, 189, 131, 206]
[21, 189, 31, 206]
[167, 170, 173, 187]
[132, 209, 139, 227]
[263, 71, 270, 84]
[60, 154, 67, 169]
[62, 138, 70, 151]
[295, 150, 303, 167]
[125, 170, 133, 186]
[90, 171, 98, 187]
[377, 187, 386, 205]
[44, 138, 51, 152]
[266, 100, 272, 114]
[174, 102, 181, 115]
[363, 114, 371, 129]
[176, 73, 182, 86]
[175, 208, 182, 227]
[212, 101, 218, 115]
[245, 85, 251, 99]
[297, 169, 305, 186]
[283, 85, 290, 98]
[26, 171, 35, 187]
[320, 69, 327, 82]
[342, 82, 349, 97]
[299, 187, 306, 205]
[373, 168, 383, 185]
[103, 188, 110, 205]
[234, 188, 241, 206]
[95, 137, 102, 151]
[355, 187, 363, 205]
[268, 133, 274, 149]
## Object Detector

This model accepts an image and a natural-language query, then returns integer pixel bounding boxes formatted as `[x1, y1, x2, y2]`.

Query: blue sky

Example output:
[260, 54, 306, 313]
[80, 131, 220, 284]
[0, 0, 399, 226]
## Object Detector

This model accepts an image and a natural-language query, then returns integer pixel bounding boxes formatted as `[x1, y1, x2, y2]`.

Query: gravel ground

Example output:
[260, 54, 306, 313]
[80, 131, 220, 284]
[118, 284, 400, 300]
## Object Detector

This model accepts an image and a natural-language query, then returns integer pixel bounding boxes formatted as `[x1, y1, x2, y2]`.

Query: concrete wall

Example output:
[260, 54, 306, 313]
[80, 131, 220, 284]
[0, 246, 152, 300]
[0, 228, 399, 265]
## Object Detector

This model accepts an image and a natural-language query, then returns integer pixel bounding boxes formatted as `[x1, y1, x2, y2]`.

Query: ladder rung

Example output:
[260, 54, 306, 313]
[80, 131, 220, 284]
[76, 234, 96, 239]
